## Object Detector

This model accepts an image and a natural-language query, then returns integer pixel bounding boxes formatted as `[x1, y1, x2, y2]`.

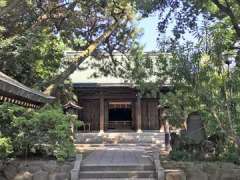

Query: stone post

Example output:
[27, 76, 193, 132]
[153, 151, 165, 180]
[71, 154, 82, 180]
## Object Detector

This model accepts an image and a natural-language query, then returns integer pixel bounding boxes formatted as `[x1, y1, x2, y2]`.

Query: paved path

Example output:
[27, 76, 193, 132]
[81, 145, 154, 166]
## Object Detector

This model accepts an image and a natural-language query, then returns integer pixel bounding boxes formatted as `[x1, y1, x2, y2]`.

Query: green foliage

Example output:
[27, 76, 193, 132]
[0, 31, 65, 87]
[0, 103, 76, 161]
[0, 0, 139, 99]
[169, 139, 240, 164]
[0, 0, 6, 7]
[145, 0, 240, 41]
[219, 142, 240, 164]
[0, 137, 13, 160]
[54, 141, 75, 161]
[169, 149, 192, 161]
[32, 106, 76, 160]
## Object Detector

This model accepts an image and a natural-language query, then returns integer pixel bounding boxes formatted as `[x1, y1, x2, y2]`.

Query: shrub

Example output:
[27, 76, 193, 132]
[219, 142, 240, 164]
[31, 106, 76, 160]
[0, 137, 13, 159]
[0, 103, 76, 160]
[169, 149, 192, 161]
[54, 141, 75, 161]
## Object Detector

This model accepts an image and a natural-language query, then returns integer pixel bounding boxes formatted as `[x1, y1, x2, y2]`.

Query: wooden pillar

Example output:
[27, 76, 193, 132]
[100, 93, 105, 133]
[104, 101, 109, 131]
[136, 93, 142, 132]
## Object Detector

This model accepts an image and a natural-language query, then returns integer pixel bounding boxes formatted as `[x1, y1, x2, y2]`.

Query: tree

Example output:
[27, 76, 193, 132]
[155, 0, 240, 147]
[152, 0, 239, 38]
[152, 0, 240, 65]
[42, 0, 138, 95]
[0, 30, 65, 87]
[0, 0, 138, 96]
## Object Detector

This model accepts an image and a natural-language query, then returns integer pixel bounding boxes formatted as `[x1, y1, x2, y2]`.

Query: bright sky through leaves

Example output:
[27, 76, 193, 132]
[138, 15, 159, 52]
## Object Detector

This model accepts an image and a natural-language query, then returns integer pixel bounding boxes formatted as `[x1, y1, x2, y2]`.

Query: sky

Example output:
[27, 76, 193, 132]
[138, 13, 199, 52]
[137, 15, 159, 52]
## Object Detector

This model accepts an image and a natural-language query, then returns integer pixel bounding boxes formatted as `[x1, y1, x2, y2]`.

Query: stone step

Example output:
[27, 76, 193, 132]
[79, 170, 156, 179]
[75, 132, 165, 144]
[80, 164, 155, 171]
[79, 178, 156, 180]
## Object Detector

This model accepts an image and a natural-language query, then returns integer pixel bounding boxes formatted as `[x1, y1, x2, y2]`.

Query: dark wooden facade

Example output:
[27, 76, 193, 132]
[74, 83, 161, 131]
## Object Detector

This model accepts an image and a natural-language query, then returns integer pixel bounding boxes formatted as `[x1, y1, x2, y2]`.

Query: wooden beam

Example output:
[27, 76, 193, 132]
[78, 94, 137, 100]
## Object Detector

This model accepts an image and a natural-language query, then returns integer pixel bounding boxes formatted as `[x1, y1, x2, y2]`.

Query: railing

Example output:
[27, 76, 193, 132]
[107, 121, 132, 130]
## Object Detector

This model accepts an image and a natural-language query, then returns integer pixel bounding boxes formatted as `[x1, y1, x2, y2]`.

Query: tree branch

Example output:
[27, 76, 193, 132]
[32, 0, 78, 30]
[212, 0, 240, 38]
[43, 20, 122, 95]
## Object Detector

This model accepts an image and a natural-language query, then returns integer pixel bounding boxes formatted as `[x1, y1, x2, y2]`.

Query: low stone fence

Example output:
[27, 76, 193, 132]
[0, 159, 74, 180]
[162, 161, 240, 180]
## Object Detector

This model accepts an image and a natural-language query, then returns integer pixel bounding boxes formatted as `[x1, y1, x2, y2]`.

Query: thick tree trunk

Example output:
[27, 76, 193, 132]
[43, 21, 119, 96]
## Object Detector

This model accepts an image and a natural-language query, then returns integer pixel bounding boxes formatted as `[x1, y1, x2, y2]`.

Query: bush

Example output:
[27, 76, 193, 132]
[54, 141, 75, 161]
[0, 137, 13, 159]
[219, 142, 240, 165]
[0, 103, 76, 160]
[31, 106, 76, 160]
[169, 149, 192, 161]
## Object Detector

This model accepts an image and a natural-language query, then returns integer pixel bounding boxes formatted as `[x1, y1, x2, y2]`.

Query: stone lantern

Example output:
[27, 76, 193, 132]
[63, 101, 83, 136]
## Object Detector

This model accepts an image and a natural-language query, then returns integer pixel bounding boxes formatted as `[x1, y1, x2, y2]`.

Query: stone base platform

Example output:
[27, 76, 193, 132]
[74, 131, 165, 145]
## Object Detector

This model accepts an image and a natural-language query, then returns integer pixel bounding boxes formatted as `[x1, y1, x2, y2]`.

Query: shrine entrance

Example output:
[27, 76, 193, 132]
[75, 83, 163, 132]
[107, 102, 133, 130]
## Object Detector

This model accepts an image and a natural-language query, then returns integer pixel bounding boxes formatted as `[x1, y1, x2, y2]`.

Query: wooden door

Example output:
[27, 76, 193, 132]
[79, 100, 100, 131]
[141, 99, 159, 130]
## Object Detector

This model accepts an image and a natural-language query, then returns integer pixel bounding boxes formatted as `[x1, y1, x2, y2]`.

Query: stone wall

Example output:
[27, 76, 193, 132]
[162, 161, 240, 180]
[0, 159, 74, 180]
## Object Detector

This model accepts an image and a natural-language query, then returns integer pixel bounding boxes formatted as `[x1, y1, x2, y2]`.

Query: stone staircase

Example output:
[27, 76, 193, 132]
[76, 145, 157, 180]
[79, 163, 156, 179]
[74, 132, 164, 180]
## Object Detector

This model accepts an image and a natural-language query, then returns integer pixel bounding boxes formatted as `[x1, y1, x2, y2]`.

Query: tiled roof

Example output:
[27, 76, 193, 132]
[0, 71, 55, 107]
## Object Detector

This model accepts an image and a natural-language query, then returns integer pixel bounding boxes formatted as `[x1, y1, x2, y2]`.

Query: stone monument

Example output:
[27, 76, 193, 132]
[186, 112, 206, 144]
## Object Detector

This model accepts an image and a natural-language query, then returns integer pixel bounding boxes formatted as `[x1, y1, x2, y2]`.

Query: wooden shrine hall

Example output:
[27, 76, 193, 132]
[73, 83, 169, 132]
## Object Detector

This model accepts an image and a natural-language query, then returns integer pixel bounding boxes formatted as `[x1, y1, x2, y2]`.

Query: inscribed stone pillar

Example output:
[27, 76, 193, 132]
[164, 120, 170, 148]
[186, 112, 205, 144]
[100, 93, 104, 132]
[136, 93, 142, 132]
